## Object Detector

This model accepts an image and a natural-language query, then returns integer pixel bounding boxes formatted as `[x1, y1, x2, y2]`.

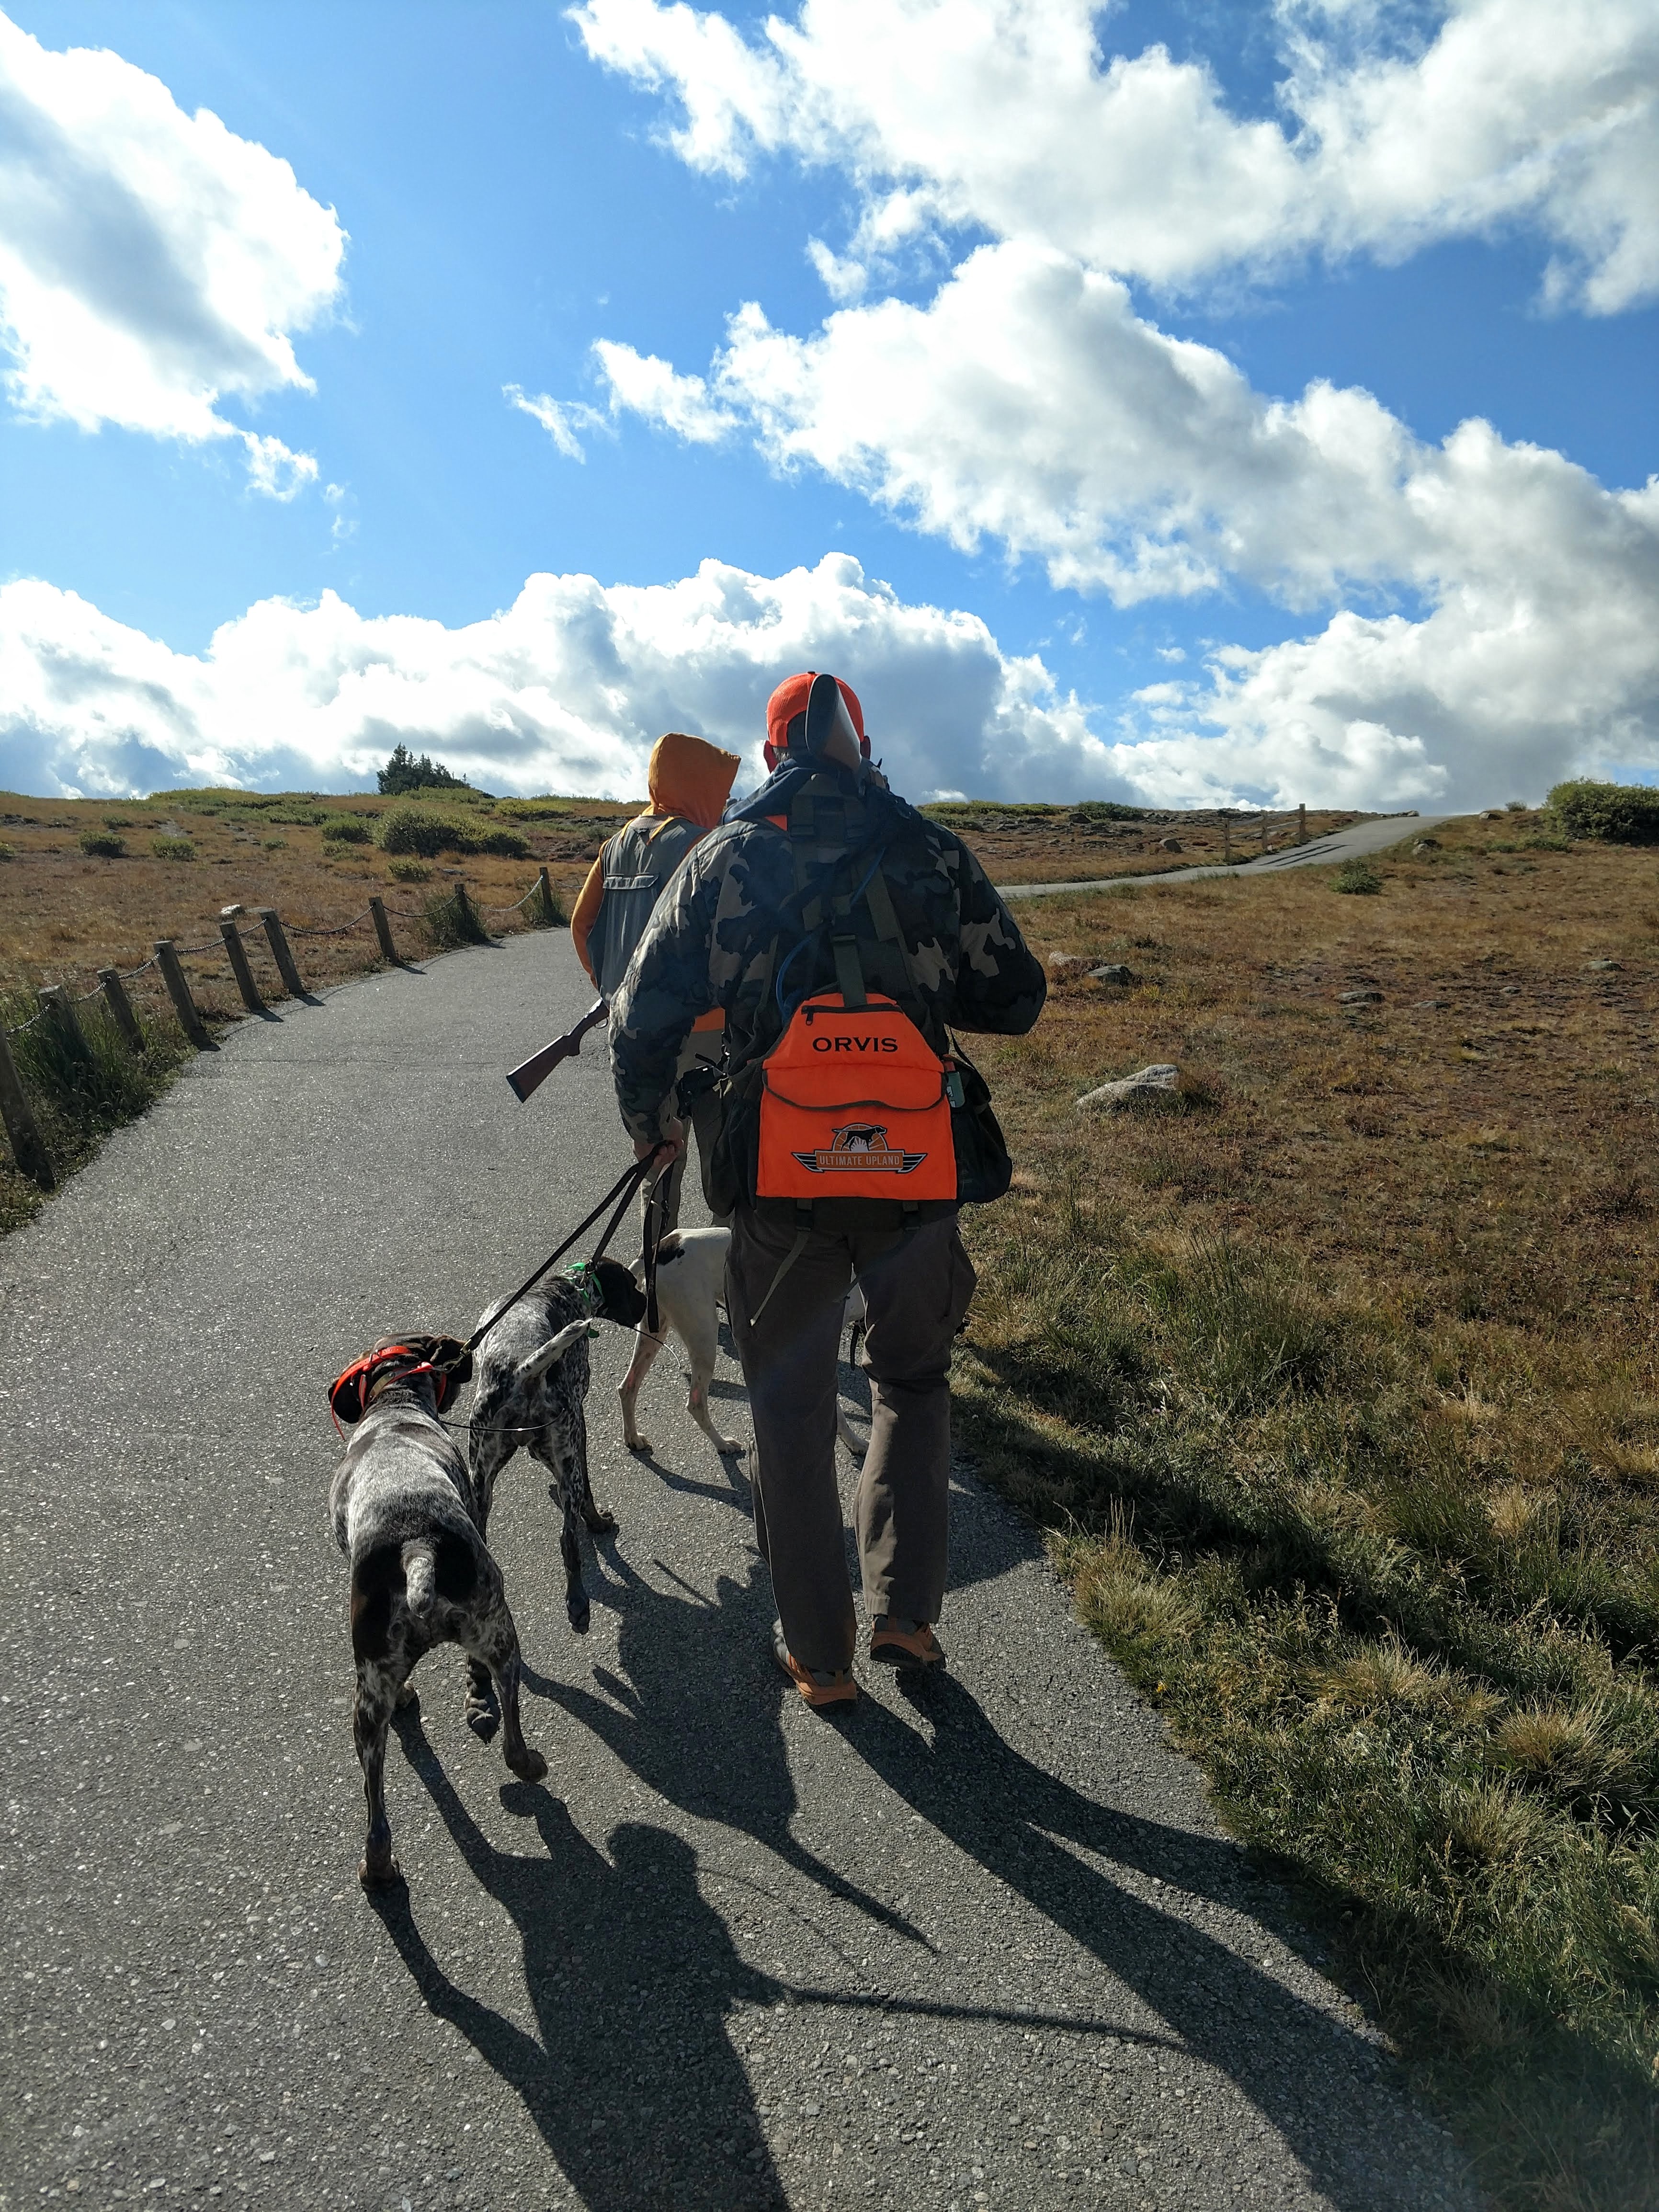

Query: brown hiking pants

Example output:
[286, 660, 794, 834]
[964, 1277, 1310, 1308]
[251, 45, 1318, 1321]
[726, 1205, 977, 1675]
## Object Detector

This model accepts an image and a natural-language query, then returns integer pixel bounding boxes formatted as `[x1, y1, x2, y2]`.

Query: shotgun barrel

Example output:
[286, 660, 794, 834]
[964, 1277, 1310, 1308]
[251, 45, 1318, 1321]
[506, 998, 607, 1103]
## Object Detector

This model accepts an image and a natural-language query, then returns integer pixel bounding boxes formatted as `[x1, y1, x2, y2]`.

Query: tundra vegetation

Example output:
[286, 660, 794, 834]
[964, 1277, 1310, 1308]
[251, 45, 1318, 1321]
[3, 775, 1655, 2194]
[959, 810, 1659, 2210]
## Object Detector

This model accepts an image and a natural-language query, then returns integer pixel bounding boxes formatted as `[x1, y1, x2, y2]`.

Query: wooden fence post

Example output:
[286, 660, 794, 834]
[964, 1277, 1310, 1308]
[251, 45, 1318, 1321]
[537, 866, 555, 925]
[0, 1026, 55, 1188]
[98, 969, 145, 1054]
[368, 896, 398, 963]
[39, 984, 91, 1063]
[1259, 815, 1269, 855]
[256, 909, 306, 999]
[455, 881, 475, 938]
[219, 920, 265, 1014]
[1222, 814, 1233, 866]
[1297, 802, 1307, 846]
[154, 941, 214, 1051]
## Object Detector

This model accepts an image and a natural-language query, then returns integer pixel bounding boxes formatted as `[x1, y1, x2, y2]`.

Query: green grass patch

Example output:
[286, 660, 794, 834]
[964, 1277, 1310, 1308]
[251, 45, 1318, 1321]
[958, 1160, 1659, 2209]
[1332, 857, 1383, 895]
[0, 990, 193, 1235]
[150, 836, 195, 862]
[419, 887, 491, 949]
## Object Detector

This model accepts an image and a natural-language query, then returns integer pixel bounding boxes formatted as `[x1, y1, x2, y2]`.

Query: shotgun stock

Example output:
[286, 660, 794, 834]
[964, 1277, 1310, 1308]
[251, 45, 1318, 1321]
[506, 998, 607, 1103]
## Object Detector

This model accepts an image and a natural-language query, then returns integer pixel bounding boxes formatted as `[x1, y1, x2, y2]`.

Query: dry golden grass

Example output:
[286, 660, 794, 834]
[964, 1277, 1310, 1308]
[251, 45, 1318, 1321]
[0, 787, 632, 1017]
[928, 799, 1365, 882]
[955, 810, 1659, 2208]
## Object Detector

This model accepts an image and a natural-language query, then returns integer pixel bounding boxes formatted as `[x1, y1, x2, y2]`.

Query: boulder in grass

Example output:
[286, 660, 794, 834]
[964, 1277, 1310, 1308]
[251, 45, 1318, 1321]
[1090, 963, 1136, 986]
[1077, 1063, 1185, 1113]
[1047, 952, 1093, 973]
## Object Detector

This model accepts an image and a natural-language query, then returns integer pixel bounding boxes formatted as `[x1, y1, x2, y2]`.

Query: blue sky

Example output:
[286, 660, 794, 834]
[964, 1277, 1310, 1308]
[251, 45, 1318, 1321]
[0, 1, 1655, 806]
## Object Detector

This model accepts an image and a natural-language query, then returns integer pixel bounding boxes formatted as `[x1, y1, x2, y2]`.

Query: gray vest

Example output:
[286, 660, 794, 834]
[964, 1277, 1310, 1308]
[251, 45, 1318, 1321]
[588, 814, 703, 1001]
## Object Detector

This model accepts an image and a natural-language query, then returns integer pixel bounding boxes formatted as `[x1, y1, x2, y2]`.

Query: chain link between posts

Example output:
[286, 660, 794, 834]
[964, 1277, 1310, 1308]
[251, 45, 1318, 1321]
[8, 865, 557, 1030]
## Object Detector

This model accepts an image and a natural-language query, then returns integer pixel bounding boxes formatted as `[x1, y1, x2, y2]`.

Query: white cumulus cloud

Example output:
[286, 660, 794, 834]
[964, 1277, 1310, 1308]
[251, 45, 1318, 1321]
[572, 0, 1659, 311]
[560, 238, 1659, 805]
[0, 9, 344, 492]
[0, 555, 1121, 806]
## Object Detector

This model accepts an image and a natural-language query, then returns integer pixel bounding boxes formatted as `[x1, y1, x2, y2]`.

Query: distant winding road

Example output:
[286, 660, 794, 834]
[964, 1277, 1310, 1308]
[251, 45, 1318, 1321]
[1, 916, 1474, 2211]
[999, 813, 1457, 901]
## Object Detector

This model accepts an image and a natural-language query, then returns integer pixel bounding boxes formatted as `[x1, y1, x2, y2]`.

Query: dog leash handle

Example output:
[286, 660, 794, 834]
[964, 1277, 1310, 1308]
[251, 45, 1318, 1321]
[451, 1145, 667, 1361]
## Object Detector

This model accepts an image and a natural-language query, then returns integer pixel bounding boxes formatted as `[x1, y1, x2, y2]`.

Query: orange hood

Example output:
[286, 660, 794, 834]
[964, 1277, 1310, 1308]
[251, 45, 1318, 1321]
[648, 730, 740, 830]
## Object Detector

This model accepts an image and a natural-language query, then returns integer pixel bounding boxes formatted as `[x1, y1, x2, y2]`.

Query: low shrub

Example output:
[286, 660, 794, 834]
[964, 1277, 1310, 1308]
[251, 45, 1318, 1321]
[1546, 780, 1659, 844]
[320, 816, 372, 844]
[261, 837, 287, 851]
[380, 807, 465, 857]
[79, 830, 125, 858]
[0, 842, 13, 862]
[387, 857, 431, 883]
[1332, 857, 1382, 895]
[476, 827, 529, 859]
[151, 836, 195, 861]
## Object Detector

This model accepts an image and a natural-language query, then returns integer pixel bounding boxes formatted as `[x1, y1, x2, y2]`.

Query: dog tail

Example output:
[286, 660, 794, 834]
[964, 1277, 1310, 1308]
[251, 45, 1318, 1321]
[514, 1317, 590, 1386]
[401, 1537, 442, 1627]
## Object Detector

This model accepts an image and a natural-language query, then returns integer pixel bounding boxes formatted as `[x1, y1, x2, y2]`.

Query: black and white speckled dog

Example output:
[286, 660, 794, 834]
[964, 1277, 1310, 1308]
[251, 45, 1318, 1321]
[329, 1334, 546, 1887]
[467, 1258, 648, 1656]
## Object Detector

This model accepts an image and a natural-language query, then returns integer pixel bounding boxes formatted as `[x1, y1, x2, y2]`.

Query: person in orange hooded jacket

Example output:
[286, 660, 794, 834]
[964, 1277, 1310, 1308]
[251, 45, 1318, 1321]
[571, 730, 740, 1231]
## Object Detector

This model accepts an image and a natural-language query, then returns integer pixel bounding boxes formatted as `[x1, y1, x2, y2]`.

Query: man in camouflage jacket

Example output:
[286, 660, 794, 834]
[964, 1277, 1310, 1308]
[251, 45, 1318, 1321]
[610, 671, 1045, 1706]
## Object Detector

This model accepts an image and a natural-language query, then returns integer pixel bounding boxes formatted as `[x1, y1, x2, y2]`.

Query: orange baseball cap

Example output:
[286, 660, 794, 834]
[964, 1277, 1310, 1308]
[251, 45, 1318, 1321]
[764, 672, 867, 768]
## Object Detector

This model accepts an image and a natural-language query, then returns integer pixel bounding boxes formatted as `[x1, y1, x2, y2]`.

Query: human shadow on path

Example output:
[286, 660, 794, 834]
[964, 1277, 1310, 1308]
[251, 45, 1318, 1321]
[531, 1548, 928, 1949]
[372, 1710, 789, 2212]
[847, 1673, 1464, 2211]
[542, 1514, 1462, 2211]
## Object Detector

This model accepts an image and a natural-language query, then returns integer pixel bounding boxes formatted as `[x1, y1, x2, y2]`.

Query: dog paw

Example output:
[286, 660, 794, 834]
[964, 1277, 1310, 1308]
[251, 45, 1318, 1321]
[625, 1434, 653, 1456]
[717, 1434, 745, 1455]
[585, 1505, 619, 1534]
[358, 1851, 403, 1889]
[396, 1681, 420, 1711]
[465, 1698, 501, 1743]
[506, 1745, 548, 1783]
[568, 1596, 592, 1635]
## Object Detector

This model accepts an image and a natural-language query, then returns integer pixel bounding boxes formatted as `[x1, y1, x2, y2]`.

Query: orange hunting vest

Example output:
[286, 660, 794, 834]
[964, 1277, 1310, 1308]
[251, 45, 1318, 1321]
[756, 988, 958, 1203]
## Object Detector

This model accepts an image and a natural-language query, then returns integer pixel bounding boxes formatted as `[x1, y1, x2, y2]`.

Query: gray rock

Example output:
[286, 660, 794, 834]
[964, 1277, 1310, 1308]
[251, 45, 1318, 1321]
[1339, 989, 1383, 1003]
[1077, 1063, 1184, 1112]
[1158, 836, 1182, 852]
[1089, 963, 1136, 985]
[1587, 958, 1622, 971]
[1046, 952, 1092, 972]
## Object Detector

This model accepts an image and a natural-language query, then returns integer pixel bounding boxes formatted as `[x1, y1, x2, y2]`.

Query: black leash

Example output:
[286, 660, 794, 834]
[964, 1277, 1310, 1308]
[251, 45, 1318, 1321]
[447, 1145, 666, 1365]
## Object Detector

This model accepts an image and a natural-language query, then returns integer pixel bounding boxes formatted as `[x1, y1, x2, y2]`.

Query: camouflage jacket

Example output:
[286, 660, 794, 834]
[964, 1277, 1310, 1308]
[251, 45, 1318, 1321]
[609, 760, 1047, 1144]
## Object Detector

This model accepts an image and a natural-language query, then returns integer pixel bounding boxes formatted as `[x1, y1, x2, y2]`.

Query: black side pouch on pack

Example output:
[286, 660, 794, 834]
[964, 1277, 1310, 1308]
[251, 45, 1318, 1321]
[704, 1060, 762, 1220]
[950, 1041, 1013, 1206]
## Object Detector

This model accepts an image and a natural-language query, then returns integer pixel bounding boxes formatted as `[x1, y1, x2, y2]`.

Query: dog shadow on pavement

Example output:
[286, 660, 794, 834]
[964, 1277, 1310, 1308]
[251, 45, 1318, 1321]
[372, 1712, 789, 2212]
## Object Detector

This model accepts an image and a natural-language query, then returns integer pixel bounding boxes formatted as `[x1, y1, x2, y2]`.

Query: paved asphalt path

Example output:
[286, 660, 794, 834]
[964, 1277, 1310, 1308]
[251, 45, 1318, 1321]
[999, 815, 1456, 901]
[1, 927, 1477, 2212]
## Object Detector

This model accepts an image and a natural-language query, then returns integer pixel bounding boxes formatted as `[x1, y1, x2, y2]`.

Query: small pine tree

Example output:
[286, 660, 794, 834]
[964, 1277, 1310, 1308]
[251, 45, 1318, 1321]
[378, 743, 467, 797]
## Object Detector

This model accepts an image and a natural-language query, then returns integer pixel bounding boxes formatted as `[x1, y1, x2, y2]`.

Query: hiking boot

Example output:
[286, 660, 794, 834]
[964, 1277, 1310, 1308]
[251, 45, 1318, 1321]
[772, 1622, 858, 1708]
[869, 1616, 945, 1670]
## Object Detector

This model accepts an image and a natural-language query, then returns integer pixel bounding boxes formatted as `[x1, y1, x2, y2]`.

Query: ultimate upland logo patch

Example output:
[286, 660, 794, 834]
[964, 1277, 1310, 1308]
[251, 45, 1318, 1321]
[792, 1122, 927, 1175]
